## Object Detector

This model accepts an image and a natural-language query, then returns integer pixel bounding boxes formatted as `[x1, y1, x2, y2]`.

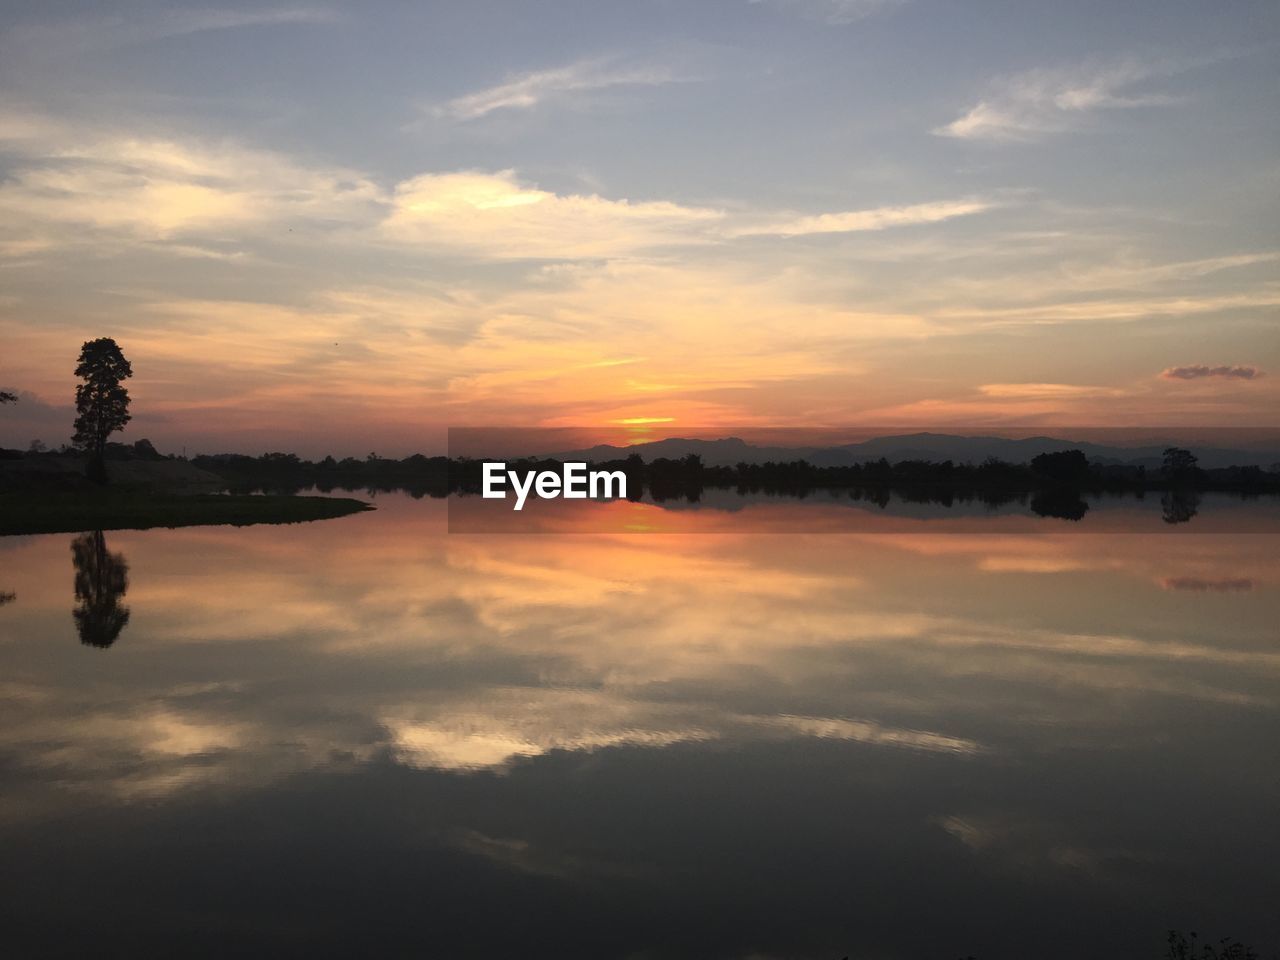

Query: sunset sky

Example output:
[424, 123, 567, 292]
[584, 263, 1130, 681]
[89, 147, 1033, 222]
[1, 0, 1277, 456]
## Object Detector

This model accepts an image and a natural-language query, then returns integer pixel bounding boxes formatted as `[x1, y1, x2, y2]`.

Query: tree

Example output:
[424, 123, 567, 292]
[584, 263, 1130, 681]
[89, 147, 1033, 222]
[73, 338, 133, 484]
[1030, 449, 1091, 485]
[132, 438, 161, 460]
[0, 390, 17, 403]
[1161, 447, 1198, 482]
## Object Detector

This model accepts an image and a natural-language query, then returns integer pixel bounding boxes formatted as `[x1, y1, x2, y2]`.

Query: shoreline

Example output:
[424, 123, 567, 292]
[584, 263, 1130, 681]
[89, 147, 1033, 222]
[0, 491, 373, 536]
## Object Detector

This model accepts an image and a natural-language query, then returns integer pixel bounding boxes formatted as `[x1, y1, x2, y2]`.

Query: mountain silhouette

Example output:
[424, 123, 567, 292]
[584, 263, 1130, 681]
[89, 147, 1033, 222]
[550, 432, 1280, 469]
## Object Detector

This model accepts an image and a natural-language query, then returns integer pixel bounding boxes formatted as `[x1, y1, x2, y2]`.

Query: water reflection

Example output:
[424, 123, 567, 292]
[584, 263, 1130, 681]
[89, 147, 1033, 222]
[449, 486, 1277, 533]
[0, 494, 1277, 957]
[1028, 487, 1090, 521]
[71, 530, 131, 648]
[1162, 488, 1202, 524]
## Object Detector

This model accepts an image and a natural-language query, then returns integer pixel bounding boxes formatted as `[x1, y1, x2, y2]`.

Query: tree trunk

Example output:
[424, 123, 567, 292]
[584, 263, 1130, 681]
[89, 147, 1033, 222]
[86, 448, 107, 485]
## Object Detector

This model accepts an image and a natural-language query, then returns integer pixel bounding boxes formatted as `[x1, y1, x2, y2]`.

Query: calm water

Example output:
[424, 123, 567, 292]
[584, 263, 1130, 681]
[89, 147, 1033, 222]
[2, 492, 1278, 958]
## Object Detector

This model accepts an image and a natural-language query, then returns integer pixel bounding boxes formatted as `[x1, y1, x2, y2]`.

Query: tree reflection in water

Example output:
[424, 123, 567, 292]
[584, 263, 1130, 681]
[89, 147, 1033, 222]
[1161, 489, 1201, 525]
[71, 530, 131, 648]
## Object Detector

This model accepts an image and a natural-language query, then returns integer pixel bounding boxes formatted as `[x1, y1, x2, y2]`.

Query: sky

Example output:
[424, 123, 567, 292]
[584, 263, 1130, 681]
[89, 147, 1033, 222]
[0, 0, 1277, 457]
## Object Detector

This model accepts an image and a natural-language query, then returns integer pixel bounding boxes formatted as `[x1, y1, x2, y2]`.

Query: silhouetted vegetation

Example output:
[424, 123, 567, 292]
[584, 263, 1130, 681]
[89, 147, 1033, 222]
[193, 451, 455, 498]
[72, 338, 133, 484]
[0, 490, 371, 536]
[0, 390, 16, 404]
[5, 436, 1276, 532]
[1166, 929, 1262, 960]
[71, 530, 130, 648]
[876, 930, 1271, 960]
[1030, 448, 1091, 484]
[1163, 446, 1200, 482]
[173, 445, 1280, 514]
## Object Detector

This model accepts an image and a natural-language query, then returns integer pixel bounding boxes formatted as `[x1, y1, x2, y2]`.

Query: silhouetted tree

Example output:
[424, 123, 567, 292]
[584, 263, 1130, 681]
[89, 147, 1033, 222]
[1030, 449, 1090, 485]
[71, 530, 131, 648]
[0, 390, 16, 403]
[1166, 929, 1258, 960]
[131, 438, 161, 460]
[0, 591, 14, 605]
[1162, 447, 1198, 482]
[73, 338, 133, 484]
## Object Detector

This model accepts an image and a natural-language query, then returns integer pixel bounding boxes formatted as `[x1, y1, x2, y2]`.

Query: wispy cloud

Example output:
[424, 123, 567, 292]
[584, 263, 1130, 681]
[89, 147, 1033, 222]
[978, 383, 1126, 400]
[731, 198, 993, 237]
[936, 57, 1184, 141]
[433, 58, 689, 121]
[2, 7, 337, 57]
[0, 102, 67, 143]
[936, 291, 1280, 327]
[748, 0, 908, 25]
[0, 130, 382, 246]
[130, 6, 338, 39]
[382, 170, 722, 258]
[1161, 364, 1265, 381]
[0, 109, 994, 262]
[1160, 577, 1253, 593]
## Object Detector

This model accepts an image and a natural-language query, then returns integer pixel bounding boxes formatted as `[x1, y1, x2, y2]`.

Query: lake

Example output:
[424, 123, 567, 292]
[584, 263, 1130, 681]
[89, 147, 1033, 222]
[2, 491, 1278, 958]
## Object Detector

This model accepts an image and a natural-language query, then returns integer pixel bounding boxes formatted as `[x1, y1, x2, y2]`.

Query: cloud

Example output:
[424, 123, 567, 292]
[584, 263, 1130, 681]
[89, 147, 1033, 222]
[0, 133, 383, 244]
[748, 0, 908, 25]
[0, 110, 995, 268]
[382, 169, 722, 259]
[731, 198, 993, 237]
[0, 389, 76, 447]
[433, 58, 688, 121]
[935, 291, 1280, 327]
[124, 6, 338, 40]
[1160, 577, 1254, 593]
[0, 103, 67, 143]
[935, 58, 1181, 141]
[1160, 364, 1264, 381]
[2, 7, 337, 57]
[978, 383, 1126, 400]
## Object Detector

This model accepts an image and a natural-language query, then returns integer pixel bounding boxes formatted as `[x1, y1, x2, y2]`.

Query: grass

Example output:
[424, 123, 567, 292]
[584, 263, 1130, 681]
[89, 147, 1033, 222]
[0, 490, 373, 536]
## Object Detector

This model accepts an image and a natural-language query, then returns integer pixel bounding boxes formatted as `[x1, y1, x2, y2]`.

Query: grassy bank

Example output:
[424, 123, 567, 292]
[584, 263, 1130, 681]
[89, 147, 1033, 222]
[0, 490, 373, 536]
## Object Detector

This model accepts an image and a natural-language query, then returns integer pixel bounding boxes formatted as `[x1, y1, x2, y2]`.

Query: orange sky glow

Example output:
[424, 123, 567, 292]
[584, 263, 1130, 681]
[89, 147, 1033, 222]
[1, 6, 1276, 456]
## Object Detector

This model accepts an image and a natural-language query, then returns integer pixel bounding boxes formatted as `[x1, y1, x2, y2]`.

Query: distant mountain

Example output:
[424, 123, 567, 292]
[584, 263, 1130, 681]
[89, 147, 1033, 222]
[550, 433, 1280, 469]
[551, 437, 820, 466]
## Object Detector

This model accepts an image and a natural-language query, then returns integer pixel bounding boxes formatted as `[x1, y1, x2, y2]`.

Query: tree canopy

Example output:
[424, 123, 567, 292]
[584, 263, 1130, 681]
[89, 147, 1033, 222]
[73, 338, 133, 483]
[1162, 447, 1199, 481]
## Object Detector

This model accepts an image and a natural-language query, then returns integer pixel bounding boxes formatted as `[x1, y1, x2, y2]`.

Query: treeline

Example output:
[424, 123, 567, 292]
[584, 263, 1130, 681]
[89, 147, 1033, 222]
[193, 452, 453, 497]
[178, 446, 1280, 502]
[621, 448, 1280, 498]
